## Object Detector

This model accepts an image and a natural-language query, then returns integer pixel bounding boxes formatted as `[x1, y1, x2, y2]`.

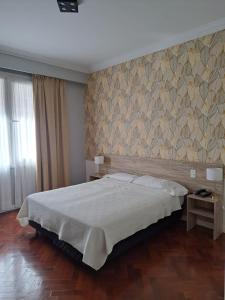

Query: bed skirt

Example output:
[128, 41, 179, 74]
[29, 209, 182, 271]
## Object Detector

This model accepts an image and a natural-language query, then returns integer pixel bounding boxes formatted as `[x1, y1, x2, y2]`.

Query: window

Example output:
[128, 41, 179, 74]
[0, 72, 36, 212]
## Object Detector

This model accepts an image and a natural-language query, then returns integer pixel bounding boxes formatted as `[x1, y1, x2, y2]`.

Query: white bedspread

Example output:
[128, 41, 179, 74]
[17, 178, 182, 270]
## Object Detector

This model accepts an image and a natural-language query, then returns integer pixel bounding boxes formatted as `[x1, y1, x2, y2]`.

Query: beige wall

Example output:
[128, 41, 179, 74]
[85, 30, 225, 166]
[66, 81, 86, 184]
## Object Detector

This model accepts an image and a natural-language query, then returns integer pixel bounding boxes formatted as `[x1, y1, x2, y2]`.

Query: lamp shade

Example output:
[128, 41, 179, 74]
[206, 168, 223, 181]
[94, 156, 104, 165]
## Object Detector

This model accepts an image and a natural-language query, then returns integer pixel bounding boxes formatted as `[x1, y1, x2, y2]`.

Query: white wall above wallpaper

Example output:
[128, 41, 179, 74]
[1, 1, 225, 72]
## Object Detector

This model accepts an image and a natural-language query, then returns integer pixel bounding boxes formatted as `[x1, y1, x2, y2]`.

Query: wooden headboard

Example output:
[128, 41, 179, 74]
[100, 155, 224, 197]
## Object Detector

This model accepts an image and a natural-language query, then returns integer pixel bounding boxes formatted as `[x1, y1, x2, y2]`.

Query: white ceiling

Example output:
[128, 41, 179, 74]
[0, 0, 225, 73]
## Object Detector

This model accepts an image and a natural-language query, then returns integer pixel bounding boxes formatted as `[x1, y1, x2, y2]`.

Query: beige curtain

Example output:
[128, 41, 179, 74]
[32, 75, 70, 192]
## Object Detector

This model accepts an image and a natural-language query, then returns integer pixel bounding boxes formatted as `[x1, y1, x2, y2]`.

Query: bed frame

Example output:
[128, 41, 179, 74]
[29, 209, 182, 271]
[30, 155, 224, 270]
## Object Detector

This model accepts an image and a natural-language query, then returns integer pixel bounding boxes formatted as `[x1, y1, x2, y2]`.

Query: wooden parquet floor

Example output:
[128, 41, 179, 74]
[0, 211, 224, 300]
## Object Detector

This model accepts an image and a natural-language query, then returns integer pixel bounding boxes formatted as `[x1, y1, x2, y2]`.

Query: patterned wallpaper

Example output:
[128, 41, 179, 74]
[85, 30, 225, 164]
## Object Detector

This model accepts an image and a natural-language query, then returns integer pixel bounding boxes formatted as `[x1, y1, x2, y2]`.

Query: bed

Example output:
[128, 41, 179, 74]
[17, 174, 185, 270]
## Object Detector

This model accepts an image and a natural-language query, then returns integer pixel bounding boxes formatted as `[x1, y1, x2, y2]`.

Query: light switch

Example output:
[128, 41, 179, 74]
[190, 169, 196, 178]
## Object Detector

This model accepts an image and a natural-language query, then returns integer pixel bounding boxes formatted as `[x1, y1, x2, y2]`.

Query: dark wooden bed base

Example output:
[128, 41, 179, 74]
[29, 209, 182, 271]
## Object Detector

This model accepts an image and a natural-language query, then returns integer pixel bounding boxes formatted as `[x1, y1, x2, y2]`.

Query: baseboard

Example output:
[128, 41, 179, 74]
[0, 207, 20, 214]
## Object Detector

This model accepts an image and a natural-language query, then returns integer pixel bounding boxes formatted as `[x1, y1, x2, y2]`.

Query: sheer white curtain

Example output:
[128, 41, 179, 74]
[11, 79, 37, 208]
[0, 73, 36, 212]
[0, 78, 12, 211]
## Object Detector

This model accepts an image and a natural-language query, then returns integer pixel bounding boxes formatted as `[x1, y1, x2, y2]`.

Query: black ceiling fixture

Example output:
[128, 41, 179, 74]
[57, 0, 79, 13]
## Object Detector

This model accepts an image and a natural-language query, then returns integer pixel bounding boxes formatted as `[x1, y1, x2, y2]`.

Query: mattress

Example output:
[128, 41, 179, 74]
[17, 178, 182, 270]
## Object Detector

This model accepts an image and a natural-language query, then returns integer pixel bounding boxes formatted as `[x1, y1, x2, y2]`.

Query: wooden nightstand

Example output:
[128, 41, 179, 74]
[89, 173, 104, 181]
[187, 194, 223, 240]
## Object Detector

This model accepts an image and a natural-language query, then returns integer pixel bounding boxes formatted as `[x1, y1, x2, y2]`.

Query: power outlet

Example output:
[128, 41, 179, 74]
[190, 169, 196, 178]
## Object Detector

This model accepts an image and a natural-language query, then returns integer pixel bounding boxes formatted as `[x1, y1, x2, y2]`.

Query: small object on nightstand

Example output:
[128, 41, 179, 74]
[194, 189, 212, 198]
[187, 193, 223, 240]
[89, 173, 104, 181]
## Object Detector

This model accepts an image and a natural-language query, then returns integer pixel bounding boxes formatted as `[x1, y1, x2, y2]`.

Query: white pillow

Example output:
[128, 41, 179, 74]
[104, 173, 137, 182]
[133, 175, 188, 196]
[132, 175, 166, 189]
[162, 181, 188, 197]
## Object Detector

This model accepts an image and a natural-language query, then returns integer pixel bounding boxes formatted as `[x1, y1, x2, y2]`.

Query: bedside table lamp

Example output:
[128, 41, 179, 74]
[206, 168, 223, 201]
[94, 155, 104, 173]
[206, 168, 223, 181]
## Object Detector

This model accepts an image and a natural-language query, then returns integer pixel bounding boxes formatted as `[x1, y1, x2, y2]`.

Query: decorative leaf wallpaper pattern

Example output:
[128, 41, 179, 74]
[85, 30, 225, 164]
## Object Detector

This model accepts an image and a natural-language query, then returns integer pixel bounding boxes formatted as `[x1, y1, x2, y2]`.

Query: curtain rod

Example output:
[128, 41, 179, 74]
[0, 67, 31, 77]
